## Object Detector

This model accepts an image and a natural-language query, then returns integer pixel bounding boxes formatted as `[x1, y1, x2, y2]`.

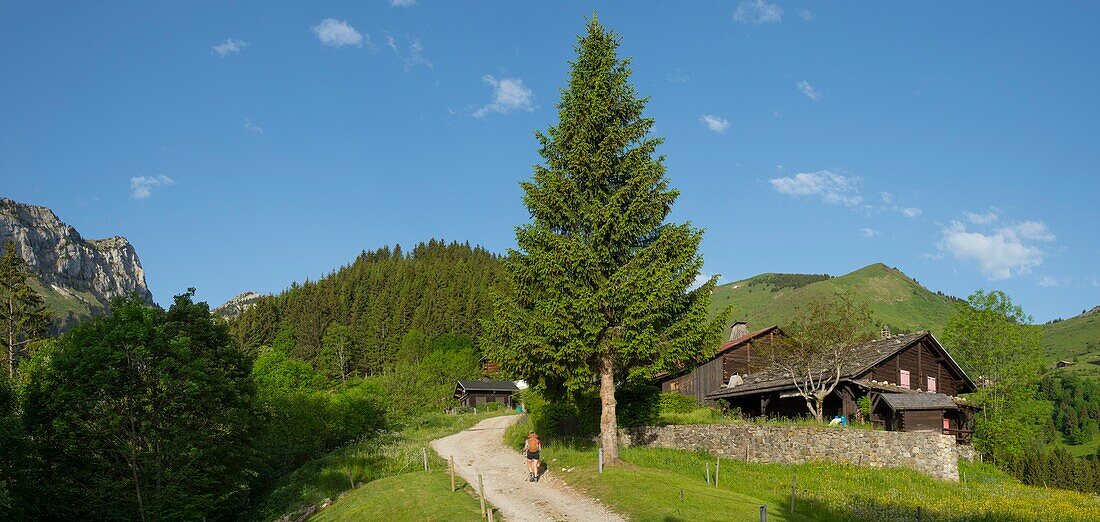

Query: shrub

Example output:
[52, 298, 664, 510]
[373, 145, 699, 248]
[658, 392, 699, 414]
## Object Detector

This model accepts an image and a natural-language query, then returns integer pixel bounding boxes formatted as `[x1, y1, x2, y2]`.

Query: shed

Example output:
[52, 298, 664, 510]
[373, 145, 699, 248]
[453, 380, 519, 408]
[878, 392, 958, 432]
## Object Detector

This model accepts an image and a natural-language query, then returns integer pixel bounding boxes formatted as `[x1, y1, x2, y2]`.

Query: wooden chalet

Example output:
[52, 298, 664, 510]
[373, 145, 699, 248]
[657, 322, 782, 404]
[704, 331, 979, 442]
[453, 380, 519, 408]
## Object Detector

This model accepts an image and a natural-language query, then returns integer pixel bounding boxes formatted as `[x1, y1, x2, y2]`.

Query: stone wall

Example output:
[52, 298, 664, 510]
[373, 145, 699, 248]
[956, 444, 979, 462]
[620, 424, 960, 481]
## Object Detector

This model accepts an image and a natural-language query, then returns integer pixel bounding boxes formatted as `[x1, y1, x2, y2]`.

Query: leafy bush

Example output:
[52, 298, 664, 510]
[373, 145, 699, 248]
[658, 392, 699, 414]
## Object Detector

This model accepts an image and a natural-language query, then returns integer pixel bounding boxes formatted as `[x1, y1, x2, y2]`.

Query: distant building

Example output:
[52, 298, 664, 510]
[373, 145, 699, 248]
[1056, 360, 1073, 368]
[453, 380, 519, 408]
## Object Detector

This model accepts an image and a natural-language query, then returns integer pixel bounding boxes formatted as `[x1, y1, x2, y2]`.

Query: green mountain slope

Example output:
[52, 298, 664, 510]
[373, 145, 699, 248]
[709, 263, 961, 337]
[1042, 307, 1100, 379]
[709, 263, 1099, 379]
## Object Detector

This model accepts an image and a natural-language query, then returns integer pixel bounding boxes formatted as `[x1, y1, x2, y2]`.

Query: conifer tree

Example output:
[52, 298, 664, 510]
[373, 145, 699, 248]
[0, 242, 49, 379]
[486, 17, 724, 462]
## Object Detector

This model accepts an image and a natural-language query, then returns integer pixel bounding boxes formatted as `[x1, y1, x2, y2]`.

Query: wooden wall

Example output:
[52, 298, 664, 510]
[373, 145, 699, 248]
[661, 356, 725, 404]
[900, 410, 944, 432]
[459, 391, 514, 408]
[860, 339, 964, 395]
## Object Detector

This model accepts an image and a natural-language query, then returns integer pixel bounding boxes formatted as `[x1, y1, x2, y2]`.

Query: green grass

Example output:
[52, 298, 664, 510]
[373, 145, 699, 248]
[506, 416, 1100, 521]
[1042, 308, 1100, 380]
[1048, 430, 1100, 458]
[254, 407, 510, 521]
[27, 279, 102, 331]
[310, 471, 486, 522]
[709, 263, 958, 337]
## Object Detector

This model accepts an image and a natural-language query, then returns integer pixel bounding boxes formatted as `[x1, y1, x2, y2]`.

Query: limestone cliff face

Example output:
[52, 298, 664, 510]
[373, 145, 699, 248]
[0, 198, 154, 312]
[213, 291, 262, 319]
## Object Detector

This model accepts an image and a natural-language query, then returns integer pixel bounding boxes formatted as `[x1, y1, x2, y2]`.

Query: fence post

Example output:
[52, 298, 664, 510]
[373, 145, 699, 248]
[478, 474, 486, 518]
[450, 456, 456, 492]
[715, 456, 720, 488]
[679, 488, 684, 502]
[790, 477, 796, 514]
[705, 462, 711, 485]
[598, 447, 604, 474]
[760, 504, 767, 522]
[422, 448, 429, 472]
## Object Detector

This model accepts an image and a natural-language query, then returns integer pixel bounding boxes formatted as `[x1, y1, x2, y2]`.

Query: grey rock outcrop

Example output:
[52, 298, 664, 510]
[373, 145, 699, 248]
[213, 291, 263, 319]
[0, 197, 154, 311]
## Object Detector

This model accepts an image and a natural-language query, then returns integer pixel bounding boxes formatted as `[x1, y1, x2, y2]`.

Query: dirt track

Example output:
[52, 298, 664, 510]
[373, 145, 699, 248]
[431, 415, 625, 522]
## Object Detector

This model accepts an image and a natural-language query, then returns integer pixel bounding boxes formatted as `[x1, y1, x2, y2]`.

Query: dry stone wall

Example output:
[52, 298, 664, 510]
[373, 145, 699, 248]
[620, 424, 960, 481]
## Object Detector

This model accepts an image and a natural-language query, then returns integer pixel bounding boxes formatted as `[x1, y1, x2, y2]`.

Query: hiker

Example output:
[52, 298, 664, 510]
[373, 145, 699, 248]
[523, 431, 541, 482]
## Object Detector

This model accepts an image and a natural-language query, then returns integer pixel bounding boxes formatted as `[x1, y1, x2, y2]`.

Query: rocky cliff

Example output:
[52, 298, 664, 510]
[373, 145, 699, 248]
[213, 291, 263, 319]
[0, 197, 154, 328]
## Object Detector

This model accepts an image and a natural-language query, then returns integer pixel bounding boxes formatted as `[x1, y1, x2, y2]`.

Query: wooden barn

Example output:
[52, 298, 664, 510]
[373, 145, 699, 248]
[704, 331, 979, 442]
[453, 380, 519, 408]
[657, 322, 782, 404]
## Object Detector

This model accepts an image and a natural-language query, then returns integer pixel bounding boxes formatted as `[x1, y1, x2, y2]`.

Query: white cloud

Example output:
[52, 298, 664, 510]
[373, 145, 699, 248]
[387, 36, 430, 70]
[130, 175, 175, 200]
[390, 0, 416, 6]
[244, 119, 263, 134]
[797, 80, 822, 101]
[734, 0, 783, 25]
[212, 38, 248, 57]
[798, 9, 815, 21]
[1036, 276, 1061, 288]
[769, 170, 862, 207]
[901, 207, 922, 218]
[861, 228, 880, 238]
[700, 114, 730, 133]
[1014, 220, 1055, 241]
[313, 19, 364, 48]
[880, 192, 894, 204]
[937, 220, 1051, 280]
[474, 75, 534, 117]
[964, 210, 998, 225]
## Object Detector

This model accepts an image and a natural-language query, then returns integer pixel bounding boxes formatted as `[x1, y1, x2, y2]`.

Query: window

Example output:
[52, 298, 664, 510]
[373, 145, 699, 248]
[927, 376, 937, 392]
[900, 369, 910, 389]
[943, 418, 950, 430]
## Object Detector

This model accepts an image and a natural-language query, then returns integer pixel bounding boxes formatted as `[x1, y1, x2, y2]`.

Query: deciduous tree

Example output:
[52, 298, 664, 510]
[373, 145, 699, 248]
[943, 289, 1045, 461]
[755, 294, 874, 421]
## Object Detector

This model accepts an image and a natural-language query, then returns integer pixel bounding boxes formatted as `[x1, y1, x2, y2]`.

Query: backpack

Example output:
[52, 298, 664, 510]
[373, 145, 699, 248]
[527, 437, 541, 453]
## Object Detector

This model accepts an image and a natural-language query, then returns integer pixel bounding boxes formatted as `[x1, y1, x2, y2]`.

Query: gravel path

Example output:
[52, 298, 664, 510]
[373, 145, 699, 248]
[431, 414, 625, 522]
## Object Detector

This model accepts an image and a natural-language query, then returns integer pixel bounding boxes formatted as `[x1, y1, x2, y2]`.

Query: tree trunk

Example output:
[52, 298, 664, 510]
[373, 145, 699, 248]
[598, 353, 619, 463]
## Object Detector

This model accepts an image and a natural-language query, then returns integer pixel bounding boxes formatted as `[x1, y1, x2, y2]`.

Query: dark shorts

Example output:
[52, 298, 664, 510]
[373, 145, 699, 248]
[526, 451, 540, 461]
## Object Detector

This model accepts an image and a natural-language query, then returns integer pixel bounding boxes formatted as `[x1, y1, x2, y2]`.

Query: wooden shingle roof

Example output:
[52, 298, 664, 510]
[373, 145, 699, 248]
[455, 380, 519, 393]
[879, 392, 958, 411]
[707, 332, 976, 400]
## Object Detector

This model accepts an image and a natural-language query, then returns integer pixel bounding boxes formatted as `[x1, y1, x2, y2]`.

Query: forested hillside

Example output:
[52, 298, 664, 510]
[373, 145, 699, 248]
[230, 240, 505, 375]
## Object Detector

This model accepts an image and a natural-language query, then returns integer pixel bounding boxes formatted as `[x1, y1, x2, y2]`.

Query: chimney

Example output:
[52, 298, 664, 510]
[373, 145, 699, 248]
[880, 325, 891, 339]
[729, 321, 749, 341]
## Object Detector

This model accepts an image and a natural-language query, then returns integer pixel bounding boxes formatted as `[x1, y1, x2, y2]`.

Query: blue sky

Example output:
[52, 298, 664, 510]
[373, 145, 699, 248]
[3, 1, 1098, 323]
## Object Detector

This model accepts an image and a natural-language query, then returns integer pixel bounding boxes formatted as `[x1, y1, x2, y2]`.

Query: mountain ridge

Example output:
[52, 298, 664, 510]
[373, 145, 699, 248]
[0, 197, 153, 330]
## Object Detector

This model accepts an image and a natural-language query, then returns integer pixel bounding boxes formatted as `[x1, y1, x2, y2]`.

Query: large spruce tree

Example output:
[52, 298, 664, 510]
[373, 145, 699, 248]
[487, 17, 723, 462]
[0, 242, 49, 379]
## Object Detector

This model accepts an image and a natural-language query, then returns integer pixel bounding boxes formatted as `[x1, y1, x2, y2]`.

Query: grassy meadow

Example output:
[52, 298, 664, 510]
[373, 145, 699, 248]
[259, 408, 508, 521]
[505, 416, 1100, 522]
